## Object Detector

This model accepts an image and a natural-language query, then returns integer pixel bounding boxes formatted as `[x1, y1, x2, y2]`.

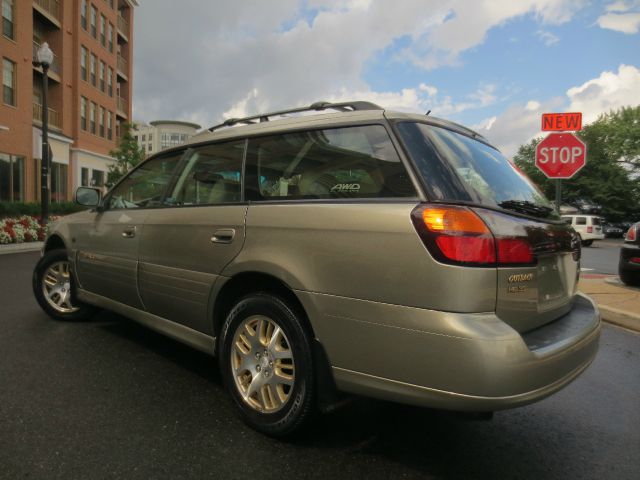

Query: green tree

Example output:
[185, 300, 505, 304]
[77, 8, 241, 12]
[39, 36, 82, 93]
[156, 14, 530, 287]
[513, 106, 640, 222]
[107, 123, 145, 187]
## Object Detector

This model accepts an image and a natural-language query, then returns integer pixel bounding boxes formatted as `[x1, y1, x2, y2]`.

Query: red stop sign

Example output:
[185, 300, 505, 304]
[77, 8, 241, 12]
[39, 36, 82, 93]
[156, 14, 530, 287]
[535, 133, 587, 179]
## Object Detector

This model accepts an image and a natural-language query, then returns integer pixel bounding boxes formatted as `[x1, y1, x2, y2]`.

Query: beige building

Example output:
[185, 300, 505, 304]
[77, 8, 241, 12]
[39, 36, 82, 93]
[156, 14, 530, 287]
[133, 120, 201, 157]
[0, 0, 137, 203]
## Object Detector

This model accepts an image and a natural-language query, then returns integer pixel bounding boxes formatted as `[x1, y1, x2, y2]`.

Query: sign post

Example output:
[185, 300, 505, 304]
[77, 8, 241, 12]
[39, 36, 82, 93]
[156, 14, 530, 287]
[536, 113, 585, 213]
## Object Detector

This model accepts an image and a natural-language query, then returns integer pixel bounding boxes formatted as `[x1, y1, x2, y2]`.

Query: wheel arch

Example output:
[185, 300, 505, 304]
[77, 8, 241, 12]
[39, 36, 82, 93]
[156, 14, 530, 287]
[44, 234, 67, 253]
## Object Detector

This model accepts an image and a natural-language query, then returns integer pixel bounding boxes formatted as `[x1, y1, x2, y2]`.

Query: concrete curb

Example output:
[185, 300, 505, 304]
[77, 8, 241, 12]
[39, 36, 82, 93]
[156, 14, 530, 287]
[599, 305, 640, 333]
[0, 242, 43, 255]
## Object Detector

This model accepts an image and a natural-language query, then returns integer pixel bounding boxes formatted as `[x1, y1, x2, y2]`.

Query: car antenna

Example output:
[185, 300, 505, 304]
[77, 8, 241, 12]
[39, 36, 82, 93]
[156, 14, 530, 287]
[425, 110, 431, 116]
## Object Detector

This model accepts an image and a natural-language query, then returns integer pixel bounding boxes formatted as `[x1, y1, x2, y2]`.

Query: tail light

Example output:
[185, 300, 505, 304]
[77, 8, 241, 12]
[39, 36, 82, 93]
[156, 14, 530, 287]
[587, 226, 593, 233]
[411, 204, 534, 267]
[627, 225, 637, 242]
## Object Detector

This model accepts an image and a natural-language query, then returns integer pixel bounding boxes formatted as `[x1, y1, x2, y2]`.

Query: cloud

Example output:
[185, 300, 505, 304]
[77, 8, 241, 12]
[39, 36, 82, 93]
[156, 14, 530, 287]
[133, 0, 584, 125]
[597, 0, 640, 33]
[536, 29, 560, 45]
[475, 64, 640, 158]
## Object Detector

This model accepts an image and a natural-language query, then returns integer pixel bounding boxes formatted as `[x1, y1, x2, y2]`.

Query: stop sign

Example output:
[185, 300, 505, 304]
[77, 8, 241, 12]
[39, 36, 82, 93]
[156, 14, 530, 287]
[535, 133, 587, 179]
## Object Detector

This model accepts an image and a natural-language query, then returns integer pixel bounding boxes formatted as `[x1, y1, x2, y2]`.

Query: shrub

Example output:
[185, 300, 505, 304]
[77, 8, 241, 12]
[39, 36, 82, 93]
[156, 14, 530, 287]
[0, 201, 87, 219]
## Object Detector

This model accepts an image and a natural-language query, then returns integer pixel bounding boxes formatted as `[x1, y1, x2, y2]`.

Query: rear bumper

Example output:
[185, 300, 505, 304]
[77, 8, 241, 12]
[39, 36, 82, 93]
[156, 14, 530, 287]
[298, 291, 600, 411]
[582, 232, 605, 241]
[620, 244, 640, 271]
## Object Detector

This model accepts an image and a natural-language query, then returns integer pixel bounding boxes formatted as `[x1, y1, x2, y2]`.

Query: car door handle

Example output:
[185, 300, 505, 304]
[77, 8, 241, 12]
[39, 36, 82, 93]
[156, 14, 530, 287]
[211, 228, 236, 244]
[122, 226, 137, 238]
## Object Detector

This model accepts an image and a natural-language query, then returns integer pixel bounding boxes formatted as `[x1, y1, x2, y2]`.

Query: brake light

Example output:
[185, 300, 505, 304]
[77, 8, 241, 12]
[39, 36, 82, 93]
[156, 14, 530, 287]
[630, 257, 640, 264]
[627, 226, 637, 241]
[411, 205, 534, 267]
[587, 226, 593, 233]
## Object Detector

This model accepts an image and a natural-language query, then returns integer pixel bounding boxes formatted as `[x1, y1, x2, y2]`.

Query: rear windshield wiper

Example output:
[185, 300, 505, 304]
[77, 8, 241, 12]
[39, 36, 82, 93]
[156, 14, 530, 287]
[498, 200, 554, 217]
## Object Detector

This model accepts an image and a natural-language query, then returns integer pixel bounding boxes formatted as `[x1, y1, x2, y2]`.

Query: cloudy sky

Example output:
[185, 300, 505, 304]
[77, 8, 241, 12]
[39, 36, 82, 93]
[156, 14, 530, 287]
[132, 0, 640, 157]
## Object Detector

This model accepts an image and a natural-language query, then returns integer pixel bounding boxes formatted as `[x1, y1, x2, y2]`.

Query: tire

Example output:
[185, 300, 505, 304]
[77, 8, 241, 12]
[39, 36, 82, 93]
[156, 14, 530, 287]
[582, 240, 593, 247]
[219, 293, 315, 437]
[619, 265, 640, 287]
[32, 249, 97, 321]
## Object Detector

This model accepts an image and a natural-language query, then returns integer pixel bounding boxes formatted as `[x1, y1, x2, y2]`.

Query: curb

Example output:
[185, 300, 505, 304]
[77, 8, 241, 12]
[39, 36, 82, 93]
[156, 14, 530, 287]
[599, 305, 640, 333]
[0, 242, 43, 255]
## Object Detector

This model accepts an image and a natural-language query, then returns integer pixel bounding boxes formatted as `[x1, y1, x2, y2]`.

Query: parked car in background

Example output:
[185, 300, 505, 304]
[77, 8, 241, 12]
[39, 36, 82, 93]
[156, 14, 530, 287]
[603, 223, 625, 238]
[561, 215, 605, 246]
[32, 101, 601, 437]
[619, 222, 640, 286]
[572, 198, 603, 215]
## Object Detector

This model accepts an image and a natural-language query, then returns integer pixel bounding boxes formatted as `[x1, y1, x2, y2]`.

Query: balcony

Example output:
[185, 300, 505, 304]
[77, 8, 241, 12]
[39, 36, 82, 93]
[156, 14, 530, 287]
[33, 102, 61, 130]
[33, 0, 61, 28]
[117, 15, 129, 42]
[116, 54, 128, 80]
[32, 41, 61, 81]
[117, 97, 128, 118]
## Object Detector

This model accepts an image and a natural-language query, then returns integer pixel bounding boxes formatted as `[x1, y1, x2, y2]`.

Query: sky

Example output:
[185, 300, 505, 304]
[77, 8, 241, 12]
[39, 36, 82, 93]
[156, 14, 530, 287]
[132, 0, 640, 158]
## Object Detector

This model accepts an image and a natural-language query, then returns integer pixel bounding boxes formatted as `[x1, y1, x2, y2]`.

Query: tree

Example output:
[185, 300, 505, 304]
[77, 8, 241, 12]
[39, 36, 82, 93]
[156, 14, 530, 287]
[107, 123, 145, 187]
[513, 106, 640, 222]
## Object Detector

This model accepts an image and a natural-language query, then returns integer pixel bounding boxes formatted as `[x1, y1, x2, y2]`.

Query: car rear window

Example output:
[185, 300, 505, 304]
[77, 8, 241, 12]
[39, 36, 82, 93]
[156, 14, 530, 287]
[396, 122, 556, 218]
[592, 217, 601, 226]
[245, 125, 417, 200]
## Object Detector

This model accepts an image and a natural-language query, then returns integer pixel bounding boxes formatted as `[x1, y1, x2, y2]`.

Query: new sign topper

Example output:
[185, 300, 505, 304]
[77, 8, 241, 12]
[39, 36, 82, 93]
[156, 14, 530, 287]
[541, 112, 582, 132]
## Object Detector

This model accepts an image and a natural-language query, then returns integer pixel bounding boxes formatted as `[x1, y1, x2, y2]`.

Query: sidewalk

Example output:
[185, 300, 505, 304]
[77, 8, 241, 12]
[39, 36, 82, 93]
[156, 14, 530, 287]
[579, 276, 640, 332]
[0, 242, 43, 256]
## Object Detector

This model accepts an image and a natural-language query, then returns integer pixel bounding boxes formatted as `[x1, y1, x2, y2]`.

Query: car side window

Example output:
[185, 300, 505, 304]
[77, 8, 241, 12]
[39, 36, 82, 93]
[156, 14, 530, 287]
[562, 217, 572, 225]
[106, 152, 182, 209]
[168, 141, 244, 206]
[245, 125, 417, 200]
[576, 217, 587, 225]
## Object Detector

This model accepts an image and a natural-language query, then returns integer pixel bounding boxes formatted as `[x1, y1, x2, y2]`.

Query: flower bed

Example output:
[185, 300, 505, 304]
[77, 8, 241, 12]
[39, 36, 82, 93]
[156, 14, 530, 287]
[0, 216, 57, 245]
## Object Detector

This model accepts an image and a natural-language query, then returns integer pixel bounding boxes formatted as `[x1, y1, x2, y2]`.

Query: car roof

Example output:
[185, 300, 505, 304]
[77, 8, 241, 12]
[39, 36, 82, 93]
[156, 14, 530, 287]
[158, 108, 495, 155]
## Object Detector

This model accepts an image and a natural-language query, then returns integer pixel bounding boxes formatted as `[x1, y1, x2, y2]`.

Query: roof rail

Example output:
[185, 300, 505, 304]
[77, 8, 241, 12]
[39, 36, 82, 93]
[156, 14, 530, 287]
[208, 100, 383, 132]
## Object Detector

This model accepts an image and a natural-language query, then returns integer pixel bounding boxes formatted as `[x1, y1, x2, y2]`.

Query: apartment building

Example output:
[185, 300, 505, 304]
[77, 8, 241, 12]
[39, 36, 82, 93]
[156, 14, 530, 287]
[0, 0, 137, 203]
[133, 120, 201, 158]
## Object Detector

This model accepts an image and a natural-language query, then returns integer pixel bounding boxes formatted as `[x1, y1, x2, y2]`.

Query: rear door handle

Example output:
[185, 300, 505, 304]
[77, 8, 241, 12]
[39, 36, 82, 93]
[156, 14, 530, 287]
[211, 228, 236, 244]
[122, 226, 137, 238]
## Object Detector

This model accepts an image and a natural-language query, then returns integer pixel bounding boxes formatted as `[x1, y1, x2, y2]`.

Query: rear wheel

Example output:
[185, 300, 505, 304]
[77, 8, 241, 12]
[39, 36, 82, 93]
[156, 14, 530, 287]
[32, 249, 97, 321]
[619, 264, 640, 287]
[219, 293, 315, 437]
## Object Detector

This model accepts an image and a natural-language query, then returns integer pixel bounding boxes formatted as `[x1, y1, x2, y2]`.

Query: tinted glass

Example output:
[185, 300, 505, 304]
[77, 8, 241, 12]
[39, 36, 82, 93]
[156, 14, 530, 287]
[246, 125, 416, 200]
[592, 217, 601, 226]
[397, 122, 555, 216]
[576, 217, 586, 225]
[168, 141, 244, 206]
[107, 153, 182, 209]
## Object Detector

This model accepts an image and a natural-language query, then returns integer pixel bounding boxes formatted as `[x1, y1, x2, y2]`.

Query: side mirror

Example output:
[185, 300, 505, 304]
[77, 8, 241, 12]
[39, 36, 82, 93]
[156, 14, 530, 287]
[75, 186, 102, 207]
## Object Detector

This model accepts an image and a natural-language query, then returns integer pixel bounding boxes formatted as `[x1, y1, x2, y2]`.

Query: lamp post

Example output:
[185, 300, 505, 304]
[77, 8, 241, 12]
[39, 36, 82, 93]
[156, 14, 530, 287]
[35, 42, 54, 224]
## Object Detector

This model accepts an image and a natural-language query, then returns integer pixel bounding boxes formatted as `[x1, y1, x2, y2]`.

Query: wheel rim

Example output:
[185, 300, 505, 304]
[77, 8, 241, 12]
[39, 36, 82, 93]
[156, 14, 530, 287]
[41, 261, 80, 314]
[231, 315, 295, 413]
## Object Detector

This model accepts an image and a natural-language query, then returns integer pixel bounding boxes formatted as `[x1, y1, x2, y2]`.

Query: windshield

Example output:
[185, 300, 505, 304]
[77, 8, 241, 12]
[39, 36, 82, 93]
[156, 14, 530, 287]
[397, 122, 558, 219]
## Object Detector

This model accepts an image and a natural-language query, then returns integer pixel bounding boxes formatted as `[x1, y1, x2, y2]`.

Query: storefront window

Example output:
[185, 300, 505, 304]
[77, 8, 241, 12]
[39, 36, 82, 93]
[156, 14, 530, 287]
[51, 162, 68, 203]
[0, 153, 24, 202]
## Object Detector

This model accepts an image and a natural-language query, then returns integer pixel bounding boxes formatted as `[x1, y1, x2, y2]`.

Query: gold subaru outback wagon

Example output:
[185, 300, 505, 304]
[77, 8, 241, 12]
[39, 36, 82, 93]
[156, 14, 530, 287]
[33, 101, 600, 436]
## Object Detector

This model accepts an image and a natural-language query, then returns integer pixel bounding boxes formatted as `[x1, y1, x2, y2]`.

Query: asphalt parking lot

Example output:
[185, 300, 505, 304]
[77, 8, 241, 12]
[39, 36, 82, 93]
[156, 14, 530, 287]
[1, 252, 639, 479]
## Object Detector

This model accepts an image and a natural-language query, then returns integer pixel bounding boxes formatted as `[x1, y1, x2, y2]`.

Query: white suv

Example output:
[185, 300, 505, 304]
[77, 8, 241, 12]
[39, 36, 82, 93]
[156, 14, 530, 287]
[561, 215, 605, 246]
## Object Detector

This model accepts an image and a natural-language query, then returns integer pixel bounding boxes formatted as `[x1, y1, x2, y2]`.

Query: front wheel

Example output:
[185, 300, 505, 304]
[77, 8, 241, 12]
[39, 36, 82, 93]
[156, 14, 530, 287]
[32, 249, 97, 321]
[219, 293, 315, 437]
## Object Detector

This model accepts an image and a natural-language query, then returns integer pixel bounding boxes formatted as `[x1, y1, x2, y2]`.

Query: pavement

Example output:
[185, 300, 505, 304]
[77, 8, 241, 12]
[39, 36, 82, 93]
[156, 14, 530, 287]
[579, 276, 640, 332]
[1, 242, 639, 332]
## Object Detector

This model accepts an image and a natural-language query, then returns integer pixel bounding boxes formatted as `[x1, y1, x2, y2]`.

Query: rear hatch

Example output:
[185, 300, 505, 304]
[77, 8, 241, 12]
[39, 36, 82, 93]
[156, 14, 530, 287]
[397, 119, 580, 332]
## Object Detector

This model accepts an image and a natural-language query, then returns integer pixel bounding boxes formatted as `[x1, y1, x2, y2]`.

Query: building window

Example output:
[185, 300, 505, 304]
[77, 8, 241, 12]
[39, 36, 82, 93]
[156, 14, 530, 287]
[107, 67, 113, 96]
[0, 153, 24, 202]
[2, 0, 14, 40]
[148, 144, 152, 152]
[90, 102, 96, 134]
[141, 134, 146, 142]
[148, 133, 153, 142]
[81, 0, 87, 30]
[100, 15, 106, 46]
[91, 169, 104, 188]
[90, 5, 97, 37]
[2, 58, 16, 106]
[99, 61, 105, 91]
[80, 97, 87, 130]
[90, 54, 96, 86]
[108, 23, 114, 52]
[80, 47, 87, 81]
[81, 167, 89, 186]
[107, 111, 112, 140]
[51, 162, 68, 203]
[99, 106, 105, 137]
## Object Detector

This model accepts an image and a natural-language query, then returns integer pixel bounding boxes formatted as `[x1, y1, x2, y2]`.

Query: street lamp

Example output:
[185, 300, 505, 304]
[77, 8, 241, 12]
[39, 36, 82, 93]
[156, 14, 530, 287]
[35, 42, 54, 224]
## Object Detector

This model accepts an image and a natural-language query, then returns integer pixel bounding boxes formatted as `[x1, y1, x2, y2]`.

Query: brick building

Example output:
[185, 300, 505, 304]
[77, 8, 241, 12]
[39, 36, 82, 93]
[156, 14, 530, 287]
[0, 0, 136, 203]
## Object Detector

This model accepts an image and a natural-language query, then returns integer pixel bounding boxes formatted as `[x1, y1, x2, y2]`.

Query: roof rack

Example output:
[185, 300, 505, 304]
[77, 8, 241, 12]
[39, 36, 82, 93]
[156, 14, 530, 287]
[208, 101, 383, 132]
